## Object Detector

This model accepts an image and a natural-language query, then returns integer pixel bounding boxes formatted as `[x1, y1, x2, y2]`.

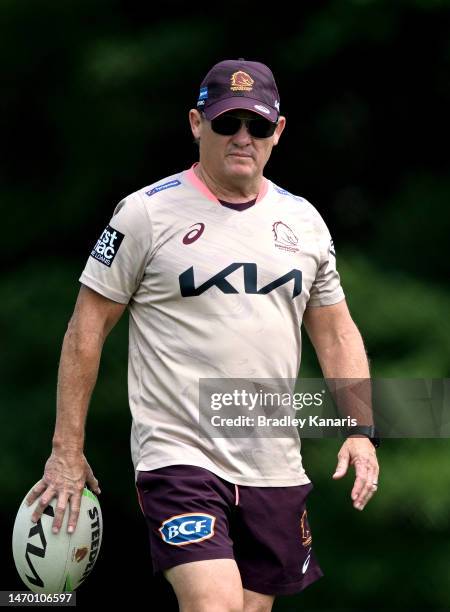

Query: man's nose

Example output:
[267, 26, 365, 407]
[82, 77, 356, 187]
[232, 121, 252, 144]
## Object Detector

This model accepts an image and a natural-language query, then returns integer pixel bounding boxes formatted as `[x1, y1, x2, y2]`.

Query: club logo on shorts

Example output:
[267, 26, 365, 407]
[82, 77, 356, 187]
[300, 510, 312, 547]
[90, 225, 125, 267]
[272, 221, 299, 253]
[159, 513, 216, 546]
[182, 223, 205, 245]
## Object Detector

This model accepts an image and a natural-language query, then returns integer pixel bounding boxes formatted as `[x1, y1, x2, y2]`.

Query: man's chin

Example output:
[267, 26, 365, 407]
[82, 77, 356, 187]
[225, 156, 255, 177]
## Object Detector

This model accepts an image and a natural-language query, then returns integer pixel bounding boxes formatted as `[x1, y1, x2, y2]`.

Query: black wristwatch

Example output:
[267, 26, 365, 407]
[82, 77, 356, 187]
[344, 425, 381, 449]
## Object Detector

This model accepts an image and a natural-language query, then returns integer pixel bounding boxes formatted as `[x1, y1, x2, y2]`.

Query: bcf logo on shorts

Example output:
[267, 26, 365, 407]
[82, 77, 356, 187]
[159, 513, 216, 546]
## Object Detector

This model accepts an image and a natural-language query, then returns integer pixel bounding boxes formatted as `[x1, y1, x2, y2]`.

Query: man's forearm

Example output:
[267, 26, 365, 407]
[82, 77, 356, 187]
[316, 322, 370, 379]
[316, 323, 372, 425]
[52, 322, 103, 453]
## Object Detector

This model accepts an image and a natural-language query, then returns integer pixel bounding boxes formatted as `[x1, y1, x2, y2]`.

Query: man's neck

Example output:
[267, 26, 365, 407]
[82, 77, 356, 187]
[194, 163, 262, 203]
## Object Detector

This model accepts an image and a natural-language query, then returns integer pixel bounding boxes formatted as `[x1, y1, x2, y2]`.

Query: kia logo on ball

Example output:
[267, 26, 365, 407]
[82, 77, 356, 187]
[24, 505, 54, 588]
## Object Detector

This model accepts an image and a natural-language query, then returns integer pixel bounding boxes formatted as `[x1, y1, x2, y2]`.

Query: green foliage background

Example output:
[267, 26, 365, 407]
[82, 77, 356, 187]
[1, 1, 449, 609]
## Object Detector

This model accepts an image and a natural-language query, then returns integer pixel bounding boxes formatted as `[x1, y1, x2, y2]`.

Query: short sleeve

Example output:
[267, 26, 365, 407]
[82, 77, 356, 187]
[79, 193, 152, 304]
[308, 215, 345, 308]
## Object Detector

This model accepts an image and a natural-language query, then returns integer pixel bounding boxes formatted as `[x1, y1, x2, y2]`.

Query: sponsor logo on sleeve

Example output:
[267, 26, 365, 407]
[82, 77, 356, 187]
[329, 238, 336, 257]
[325, 237, 338, 273]
[90, 225, 124, 267]
[146, 179, 181, 197]
[159, 513, 216, 546]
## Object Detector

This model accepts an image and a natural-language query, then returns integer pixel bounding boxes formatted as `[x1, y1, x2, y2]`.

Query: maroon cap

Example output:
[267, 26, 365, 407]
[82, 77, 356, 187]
[196, 59, 280, 123]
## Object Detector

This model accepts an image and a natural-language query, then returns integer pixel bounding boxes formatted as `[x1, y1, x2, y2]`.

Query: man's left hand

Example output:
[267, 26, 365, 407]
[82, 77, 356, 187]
[332, 436, 379, 510]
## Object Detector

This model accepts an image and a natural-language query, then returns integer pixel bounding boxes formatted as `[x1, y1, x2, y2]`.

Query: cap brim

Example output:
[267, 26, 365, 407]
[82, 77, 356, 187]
[204, 97, 278, 123]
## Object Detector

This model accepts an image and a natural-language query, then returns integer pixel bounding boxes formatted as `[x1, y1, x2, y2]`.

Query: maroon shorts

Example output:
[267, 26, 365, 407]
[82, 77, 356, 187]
[136, 465, 323, 596]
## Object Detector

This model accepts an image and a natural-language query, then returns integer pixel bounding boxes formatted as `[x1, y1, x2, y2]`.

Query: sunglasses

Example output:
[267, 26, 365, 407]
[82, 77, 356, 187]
[210, 114, 278, 138]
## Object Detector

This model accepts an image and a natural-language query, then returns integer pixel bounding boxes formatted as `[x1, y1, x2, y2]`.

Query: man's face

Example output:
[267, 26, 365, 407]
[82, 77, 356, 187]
[189, 109, 286, 183]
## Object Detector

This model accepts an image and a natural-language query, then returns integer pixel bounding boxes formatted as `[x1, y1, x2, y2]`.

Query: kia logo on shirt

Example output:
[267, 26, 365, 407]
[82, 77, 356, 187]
[179, 263, 302, 299]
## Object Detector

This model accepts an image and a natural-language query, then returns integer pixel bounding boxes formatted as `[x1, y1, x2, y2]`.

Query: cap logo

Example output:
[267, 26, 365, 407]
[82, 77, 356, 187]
[230, 71, 254, 92]
[198, 86, 208, 100]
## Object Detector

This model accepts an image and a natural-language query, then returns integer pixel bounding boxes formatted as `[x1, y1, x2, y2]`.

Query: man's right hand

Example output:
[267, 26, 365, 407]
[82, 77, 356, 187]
[25, 450, 101, 534]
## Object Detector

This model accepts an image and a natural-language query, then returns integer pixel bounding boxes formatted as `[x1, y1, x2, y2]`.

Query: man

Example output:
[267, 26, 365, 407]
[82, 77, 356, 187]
[27, 59, 379, 611]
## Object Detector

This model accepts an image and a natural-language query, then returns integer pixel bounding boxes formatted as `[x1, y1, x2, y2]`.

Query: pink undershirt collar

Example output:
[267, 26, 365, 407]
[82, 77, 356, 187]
[185, 163, 269, 205]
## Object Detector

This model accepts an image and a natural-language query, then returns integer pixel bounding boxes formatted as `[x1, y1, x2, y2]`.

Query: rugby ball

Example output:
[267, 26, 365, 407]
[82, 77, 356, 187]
[12, 483, 103, 593]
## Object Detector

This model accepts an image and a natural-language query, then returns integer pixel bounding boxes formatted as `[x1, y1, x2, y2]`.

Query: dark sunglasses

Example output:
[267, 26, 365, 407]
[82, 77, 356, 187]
[210, 114, 278, 138]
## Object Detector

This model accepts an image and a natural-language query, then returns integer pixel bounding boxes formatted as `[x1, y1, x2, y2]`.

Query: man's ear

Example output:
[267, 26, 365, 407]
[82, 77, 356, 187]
[189, 109, 203, 140]
[272, 115, 286, 146]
